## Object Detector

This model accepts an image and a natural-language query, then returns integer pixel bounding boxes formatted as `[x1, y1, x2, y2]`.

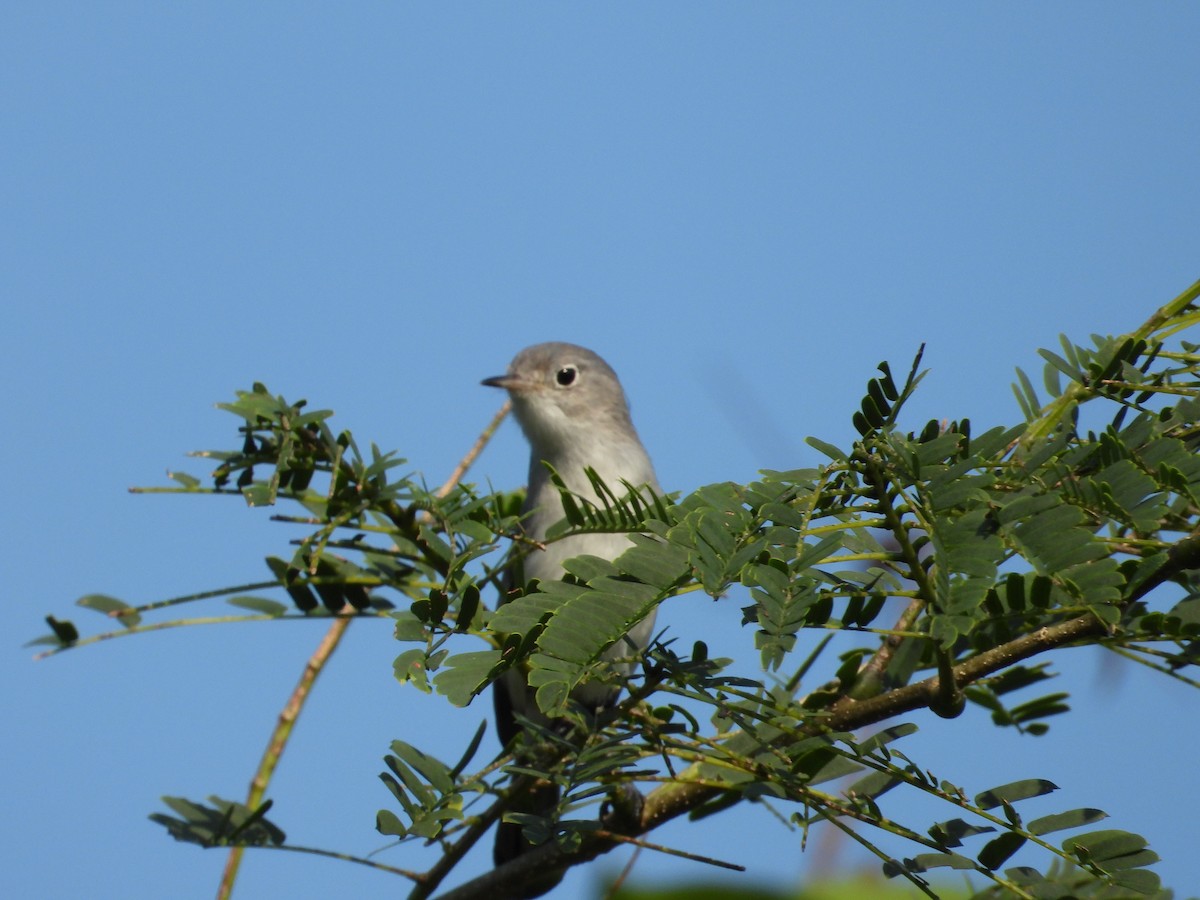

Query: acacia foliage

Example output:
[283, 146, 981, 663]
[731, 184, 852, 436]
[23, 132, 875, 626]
[34, 280, 1200, 899]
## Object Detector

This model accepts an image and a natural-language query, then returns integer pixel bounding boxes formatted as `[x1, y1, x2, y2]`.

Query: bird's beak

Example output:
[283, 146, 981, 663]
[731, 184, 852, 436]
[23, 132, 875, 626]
[481, 374, 529, 391]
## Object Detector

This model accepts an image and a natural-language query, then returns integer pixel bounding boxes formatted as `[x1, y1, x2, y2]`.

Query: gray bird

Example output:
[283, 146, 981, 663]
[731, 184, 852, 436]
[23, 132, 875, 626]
[482, 342, 660, 887]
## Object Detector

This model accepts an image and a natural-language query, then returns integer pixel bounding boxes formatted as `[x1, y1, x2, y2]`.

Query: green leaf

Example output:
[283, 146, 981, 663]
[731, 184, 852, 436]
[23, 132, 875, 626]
[977, 832, 1026, 870]
[417, 526, 455, 566]
[452, 583, 481, 631]
[432, 649, 504, 707]
[747, 559, 823, 670]
[987, 663, 1055, 696]
[167, 470, 201, 488]
[1005, 503, 1106, 574]
[227, 596, 288, 617]
[1064, 829, 1158, 871]
[379, 743, 464, 840]
[392, 610, 428, 642]
[42, 615, 79, 644]
[241, 482, 276, 507]
[974, 778, 1057, 810]
[489, 587, 564, 637]
[928, 817, 995, 849]
[533, 583, 656, 663]
[807, 724, 916, 785]
[77, 594, 141, 627]
[1013, 366, 1041, 419]
[265, 556, 318, 613]
[1027, 807, 1107, 836]
[449, 720, 488, 778]
[669, 482, 756, 596]
[690, 507, 739, 593]
[493, 551, 672, 717]
[615, 534, 690, 589]
[1168, 595, 1200, 627]
[806, 436, 847, 461]
[529, 579, 659, 707]
[905, 852, 976, 872]
[390, 740, 455, 796]
[1006, 692, 1071, 731]
[150, 796, 285, 847]
[393, 649, 432, 693]
[1038, 348, 1081, 384]
[847, 770, 901, 801]
[1111, 869, 1162, 893]
[375, 809, 406, 837]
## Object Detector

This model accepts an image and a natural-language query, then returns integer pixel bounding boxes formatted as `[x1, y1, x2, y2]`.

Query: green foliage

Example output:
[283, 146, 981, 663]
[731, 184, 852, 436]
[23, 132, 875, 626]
[33, 280, 1200, 899]
[152, 796, 286, 848]
[378, 737, 480, 839]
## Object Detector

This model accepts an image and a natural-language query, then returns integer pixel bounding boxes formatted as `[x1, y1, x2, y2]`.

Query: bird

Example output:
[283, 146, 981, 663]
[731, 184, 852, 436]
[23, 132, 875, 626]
[482, 342, 660, 890]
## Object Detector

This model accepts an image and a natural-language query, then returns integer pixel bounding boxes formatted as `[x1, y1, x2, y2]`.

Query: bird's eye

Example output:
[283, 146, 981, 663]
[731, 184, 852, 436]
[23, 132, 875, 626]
[556, 366, 578, 387]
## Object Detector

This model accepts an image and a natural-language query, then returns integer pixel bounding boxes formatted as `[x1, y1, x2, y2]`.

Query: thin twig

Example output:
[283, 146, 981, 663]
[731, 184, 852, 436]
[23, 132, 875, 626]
[603, 845, 642, 899]
[220, 402, 512, 899]
[406, 797, 509, 900]
[438, 401, 511, 499]
[32, 613, 330, 660]
[248, 841, 423, 879]
[218, 615, 353, 899]
[452, 530, 1200, 900]
[591, 829, 743, 871]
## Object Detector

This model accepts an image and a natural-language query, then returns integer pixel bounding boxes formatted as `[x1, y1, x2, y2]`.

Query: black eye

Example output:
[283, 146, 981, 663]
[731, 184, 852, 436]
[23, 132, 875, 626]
[556, 365, 578, 386]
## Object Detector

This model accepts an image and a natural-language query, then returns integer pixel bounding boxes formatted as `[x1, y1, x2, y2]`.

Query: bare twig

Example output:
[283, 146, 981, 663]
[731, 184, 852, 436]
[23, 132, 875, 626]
[218, 614, 354, 899]
[438, 401, 511, 499]
[219, 403, 512, 899]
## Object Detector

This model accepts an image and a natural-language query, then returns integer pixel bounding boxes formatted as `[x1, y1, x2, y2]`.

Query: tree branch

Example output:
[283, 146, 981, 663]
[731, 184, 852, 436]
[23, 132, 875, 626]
[435, 528, 1200, 899]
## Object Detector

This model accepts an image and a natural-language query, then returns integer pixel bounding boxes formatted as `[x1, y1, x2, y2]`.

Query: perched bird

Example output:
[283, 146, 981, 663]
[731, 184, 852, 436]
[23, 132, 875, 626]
[482, 342, 660, 887]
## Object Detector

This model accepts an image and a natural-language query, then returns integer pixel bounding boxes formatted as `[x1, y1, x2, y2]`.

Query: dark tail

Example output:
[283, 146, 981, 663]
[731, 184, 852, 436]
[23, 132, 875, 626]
[493, 673, 565, 897]
[492, 778, 561, 866]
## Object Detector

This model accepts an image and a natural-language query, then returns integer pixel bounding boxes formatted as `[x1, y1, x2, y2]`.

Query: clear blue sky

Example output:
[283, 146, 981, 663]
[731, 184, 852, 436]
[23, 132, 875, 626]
[4, 5, 1199, 899]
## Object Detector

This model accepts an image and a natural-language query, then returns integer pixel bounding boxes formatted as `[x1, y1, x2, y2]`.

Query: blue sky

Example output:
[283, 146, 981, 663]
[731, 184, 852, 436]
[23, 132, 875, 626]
[4, 5, 1199, 899]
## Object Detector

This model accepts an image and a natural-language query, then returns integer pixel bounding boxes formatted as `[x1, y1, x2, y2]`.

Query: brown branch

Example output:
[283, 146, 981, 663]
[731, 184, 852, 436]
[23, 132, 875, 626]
[854, 596, 923, 697]
[408, 797, 509, 900]
[223, 404, 513, 899]
[437, 401, 511, 499]
[434, 527, 1200, 899]
[218, 614, 354, 899]
[435, 615, 1087, 899]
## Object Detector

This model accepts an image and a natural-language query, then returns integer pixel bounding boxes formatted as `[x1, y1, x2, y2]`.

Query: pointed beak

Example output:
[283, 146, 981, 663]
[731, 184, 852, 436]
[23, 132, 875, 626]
[482, 373, 535, 392]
